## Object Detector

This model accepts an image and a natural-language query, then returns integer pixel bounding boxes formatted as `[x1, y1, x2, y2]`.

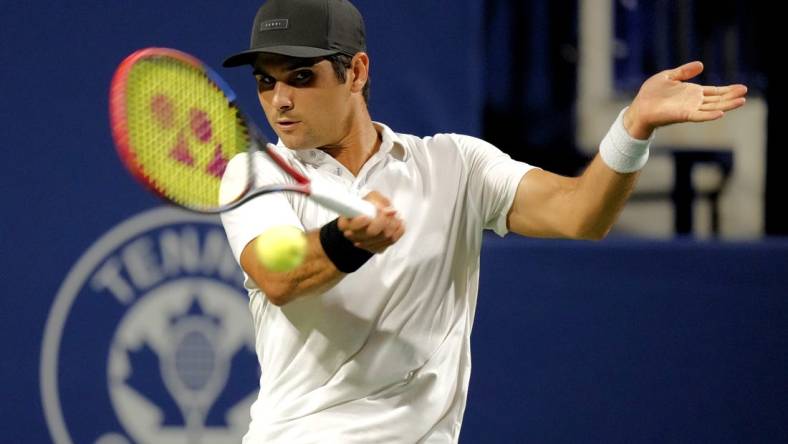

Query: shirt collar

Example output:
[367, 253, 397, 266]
[283, 121, 409, 165]
[374, 121, 409, 162]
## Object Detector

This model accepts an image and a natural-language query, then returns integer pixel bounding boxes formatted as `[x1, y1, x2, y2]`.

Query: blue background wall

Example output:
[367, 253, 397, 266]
[1, 1, 786, 443]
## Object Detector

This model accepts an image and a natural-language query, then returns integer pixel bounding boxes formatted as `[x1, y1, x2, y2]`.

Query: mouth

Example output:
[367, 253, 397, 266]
[276, 120, 301, 129]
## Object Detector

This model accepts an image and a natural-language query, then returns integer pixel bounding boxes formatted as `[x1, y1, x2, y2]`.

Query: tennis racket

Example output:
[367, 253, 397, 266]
[108, 47, 376, 218]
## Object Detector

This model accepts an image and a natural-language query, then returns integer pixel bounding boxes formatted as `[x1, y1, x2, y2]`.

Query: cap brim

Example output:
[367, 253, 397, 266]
[222, 46, 340, 67]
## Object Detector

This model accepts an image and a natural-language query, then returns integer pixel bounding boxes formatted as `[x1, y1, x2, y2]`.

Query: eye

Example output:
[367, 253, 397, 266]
[255, 75, 276, 89]
[292, 70, 313, 85]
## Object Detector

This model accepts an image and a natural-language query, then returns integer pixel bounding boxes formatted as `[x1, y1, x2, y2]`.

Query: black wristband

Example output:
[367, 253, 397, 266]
[319, 218, 374, 273]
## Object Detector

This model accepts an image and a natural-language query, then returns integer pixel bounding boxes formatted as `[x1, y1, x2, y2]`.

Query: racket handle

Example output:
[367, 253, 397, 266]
[310, 188, 377, 218]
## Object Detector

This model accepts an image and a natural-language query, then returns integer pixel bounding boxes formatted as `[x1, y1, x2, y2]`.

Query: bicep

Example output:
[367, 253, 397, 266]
[506, 168, 580, 238]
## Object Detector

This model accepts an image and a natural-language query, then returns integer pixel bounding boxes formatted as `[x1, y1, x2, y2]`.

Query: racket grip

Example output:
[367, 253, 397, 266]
[310, 188, 377, 218]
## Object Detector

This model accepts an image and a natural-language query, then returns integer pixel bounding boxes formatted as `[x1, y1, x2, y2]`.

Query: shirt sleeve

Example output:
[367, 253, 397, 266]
[450, 134, 539, 237]
[219, 151, 304, 265]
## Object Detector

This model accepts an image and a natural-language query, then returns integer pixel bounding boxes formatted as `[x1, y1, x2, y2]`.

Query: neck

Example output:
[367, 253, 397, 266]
[320, 107, 381, 176]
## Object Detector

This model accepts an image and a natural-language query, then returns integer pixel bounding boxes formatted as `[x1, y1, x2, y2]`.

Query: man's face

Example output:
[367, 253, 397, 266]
[253, 54, 352, 150]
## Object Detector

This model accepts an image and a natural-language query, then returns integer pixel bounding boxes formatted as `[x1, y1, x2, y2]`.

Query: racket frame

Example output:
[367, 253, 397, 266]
[109, 47, 376, 218]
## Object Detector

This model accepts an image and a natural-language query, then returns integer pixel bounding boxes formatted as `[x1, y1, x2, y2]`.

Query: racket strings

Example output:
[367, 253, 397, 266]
[124, 57, 250, 210]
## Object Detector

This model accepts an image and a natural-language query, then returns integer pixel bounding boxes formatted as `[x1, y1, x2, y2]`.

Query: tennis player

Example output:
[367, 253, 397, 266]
[219, 0, 748, 442]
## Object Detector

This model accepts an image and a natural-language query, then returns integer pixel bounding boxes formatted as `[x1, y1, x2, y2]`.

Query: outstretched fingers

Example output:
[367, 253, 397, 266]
[702, 84, 748, 100]
[687, 109, 725, 122]
[699, 84, 748, 112]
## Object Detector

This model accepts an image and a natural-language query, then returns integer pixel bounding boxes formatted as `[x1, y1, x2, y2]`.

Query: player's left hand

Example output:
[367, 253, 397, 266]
[624, 61, 748, 139]
[337, 191, 405, 254]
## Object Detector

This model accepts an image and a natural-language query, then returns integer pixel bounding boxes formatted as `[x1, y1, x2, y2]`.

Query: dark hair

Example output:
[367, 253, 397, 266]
[325, 54, 371, 103]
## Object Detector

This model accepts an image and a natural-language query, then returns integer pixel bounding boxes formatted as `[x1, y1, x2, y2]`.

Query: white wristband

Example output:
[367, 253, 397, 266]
[599, 107, 654, 173]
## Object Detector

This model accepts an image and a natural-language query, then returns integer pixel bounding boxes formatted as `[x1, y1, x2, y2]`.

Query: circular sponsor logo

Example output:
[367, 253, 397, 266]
[41, 207, 258, 444]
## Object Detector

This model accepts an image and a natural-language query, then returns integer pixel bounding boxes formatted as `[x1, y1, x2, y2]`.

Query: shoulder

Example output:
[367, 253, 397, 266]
[219, 153, 249, 199]
[422, 133, 506, 167]
[418, 133, 499, 154]
[220, 147, 302, 190]
[374, 121, 475, 159]
[395, 131, 491, 158]
[221, 150, 291, 180]
[379, 120, 504, 166]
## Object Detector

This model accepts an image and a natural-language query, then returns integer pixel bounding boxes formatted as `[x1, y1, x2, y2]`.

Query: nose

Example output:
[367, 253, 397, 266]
[271, 81, 294, 112]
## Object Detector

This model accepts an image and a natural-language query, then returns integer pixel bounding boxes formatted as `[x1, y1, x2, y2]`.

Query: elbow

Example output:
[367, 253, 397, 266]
[568, 205, 618, 240]
[582, 230, 609, 241]
[266, 293, 290, 307]
[258, 281, 295, 307]
[573, 223, 611, 241]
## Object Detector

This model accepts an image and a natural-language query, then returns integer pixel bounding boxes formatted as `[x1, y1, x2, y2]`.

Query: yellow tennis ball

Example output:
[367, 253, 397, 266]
[254, 226, 307, 272]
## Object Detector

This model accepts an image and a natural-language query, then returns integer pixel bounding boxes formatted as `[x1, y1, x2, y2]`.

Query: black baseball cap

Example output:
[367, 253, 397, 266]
[223, 0, 366, 67]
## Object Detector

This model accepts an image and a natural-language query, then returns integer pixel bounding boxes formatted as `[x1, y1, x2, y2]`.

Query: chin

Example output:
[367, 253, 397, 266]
[277, 135, 314, 150]
[272, 125, 322, 149]
[273, 132, 296, 147]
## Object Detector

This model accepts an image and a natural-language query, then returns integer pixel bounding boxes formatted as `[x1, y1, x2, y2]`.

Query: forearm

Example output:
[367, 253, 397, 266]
[571, 154, 640, 239]
[238, 192, 403, 306]
[241, 229, 344, 306]
[571, 107, 650, 239]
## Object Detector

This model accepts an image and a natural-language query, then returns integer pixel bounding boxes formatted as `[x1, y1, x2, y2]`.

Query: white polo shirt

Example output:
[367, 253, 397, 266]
[220, 122, 536, 443]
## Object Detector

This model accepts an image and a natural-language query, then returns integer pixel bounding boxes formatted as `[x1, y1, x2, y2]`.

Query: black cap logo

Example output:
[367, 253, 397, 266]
[260, 19, 289, 31]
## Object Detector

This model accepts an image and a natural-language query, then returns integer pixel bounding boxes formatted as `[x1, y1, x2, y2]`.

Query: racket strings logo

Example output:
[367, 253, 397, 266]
[114, 51, 251, 210]
[149, 94, 229, 179]
[42, 208, 258, 444]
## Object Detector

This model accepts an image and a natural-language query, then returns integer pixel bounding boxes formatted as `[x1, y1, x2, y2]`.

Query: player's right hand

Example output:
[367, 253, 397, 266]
[337, 191, 405, 253]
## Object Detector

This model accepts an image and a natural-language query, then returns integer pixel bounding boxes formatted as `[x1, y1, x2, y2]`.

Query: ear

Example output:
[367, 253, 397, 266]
[349, 52, 370, 94]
